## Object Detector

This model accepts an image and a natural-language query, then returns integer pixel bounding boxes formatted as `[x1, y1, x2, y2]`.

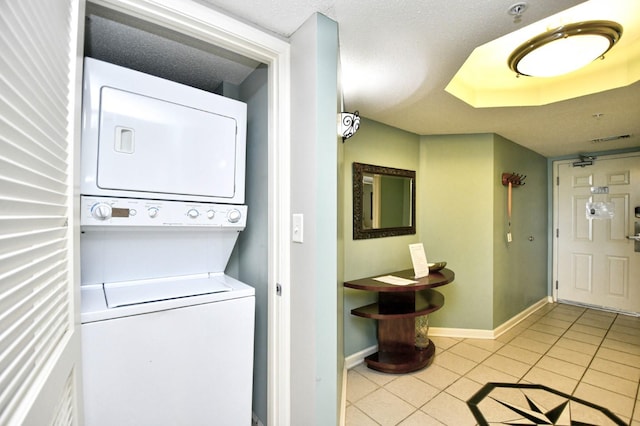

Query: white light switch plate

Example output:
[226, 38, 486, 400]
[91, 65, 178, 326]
[292, 214, 304, 243]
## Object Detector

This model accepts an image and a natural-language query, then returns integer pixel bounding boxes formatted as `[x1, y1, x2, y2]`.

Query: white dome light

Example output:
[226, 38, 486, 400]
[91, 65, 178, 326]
[508, 21, 622, 77]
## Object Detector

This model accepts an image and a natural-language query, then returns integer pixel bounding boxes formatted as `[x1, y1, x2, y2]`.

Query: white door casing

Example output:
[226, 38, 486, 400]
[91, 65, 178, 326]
[553, 153, 640, 314]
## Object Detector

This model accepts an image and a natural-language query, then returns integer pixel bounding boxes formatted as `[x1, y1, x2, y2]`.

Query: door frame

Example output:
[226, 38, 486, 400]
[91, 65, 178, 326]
[85, 1, 292, 424]
[552, 151, 640, 309]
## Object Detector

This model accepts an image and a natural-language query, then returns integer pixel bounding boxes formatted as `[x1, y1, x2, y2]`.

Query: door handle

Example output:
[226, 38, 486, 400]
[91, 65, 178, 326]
[627, 234, 640, 241]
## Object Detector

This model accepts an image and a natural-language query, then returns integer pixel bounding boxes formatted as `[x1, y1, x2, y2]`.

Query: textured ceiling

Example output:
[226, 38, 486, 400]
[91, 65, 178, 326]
[199, 0, 640, 158]
[87, 0, 640, 158]
[84, 5, 260, 93]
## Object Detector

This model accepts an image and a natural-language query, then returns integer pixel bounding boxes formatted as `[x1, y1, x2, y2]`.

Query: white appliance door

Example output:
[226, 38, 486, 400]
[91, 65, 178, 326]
[81, 295, 255, 426]
[97, 87, 238, 199]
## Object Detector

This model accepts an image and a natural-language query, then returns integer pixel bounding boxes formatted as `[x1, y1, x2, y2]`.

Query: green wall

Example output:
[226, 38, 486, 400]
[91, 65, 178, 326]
[238, 65, 269, 423]
[343, 125, 549, 358]
[492, 134, 548, 327]
[419, 134, 495, 329]
[290, 13, 340, 425]
[420, 134, 548, 329]
[342, 118, 421, 355]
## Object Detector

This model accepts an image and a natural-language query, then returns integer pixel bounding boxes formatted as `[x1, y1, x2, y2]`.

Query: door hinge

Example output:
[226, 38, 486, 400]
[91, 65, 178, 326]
[556, 176, 559, 186]
[556, 228, 559, 238]
[276, 283, 282, 296]
[555, 280, 558, 290]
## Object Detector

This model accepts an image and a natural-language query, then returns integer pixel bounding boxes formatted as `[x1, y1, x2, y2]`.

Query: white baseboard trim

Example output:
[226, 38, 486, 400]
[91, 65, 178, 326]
[492, 296, 552, 338]
[430, 296, 552, 339]
[345, 297, 552, 368]
[344, 345, 377, 370]
[339, 365, 347, 426]
[428, 327, 494, 339]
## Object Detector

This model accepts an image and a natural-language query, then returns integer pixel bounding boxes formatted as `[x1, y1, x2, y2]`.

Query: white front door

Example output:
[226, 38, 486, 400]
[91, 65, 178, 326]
[554, 153, 640, 314]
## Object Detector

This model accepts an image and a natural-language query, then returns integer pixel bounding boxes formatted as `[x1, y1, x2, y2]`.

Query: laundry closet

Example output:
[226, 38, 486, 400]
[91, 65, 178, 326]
[80, 4, 269, 424]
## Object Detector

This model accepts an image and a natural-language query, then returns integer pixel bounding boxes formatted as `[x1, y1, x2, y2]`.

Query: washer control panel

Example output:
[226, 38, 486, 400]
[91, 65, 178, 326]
[81, 196, 247, 227]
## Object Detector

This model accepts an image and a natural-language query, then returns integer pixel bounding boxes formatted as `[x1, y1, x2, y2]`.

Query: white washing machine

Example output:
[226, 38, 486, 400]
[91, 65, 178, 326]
[80, 197, 255, 426]
[81, 274, 254, 426]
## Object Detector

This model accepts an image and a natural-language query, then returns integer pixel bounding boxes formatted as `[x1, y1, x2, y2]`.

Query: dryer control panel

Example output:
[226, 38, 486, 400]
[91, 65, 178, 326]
[81, 196, 247, 228]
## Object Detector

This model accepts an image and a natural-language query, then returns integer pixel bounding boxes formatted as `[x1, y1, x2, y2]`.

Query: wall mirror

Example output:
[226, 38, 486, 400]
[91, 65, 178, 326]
[353, 162, 416, 239]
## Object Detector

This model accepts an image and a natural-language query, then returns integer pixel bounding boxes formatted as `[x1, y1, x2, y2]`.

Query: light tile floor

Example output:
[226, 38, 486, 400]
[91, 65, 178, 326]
[346, 303, 640, 425]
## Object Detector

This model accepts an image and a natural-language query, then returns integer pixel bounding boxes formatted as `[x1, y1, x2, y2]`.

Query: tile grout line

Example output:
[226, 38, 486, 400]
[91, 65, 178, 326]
[518, 308, 638, 423]
[515, 305, 582, 389]
[568, 310, 617, 396]
[346, 305, 640, 425]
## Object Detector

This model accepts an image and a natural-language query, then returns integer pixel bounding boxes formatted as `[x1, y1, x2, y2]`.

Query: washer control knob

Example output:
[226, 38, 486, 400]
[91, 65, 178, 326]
[148, 207, 159, 218]
[187, 209, 200, 219]
[207, 209, 215, 219]
[91, 203, 112, 220]
[227, 208, 242, 223]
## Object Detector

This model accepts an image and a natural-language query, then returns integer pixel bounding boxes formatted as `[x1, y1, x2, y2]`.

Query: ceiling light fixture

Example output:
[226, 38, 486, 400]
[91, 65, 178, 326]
[508, 20, 623, 77]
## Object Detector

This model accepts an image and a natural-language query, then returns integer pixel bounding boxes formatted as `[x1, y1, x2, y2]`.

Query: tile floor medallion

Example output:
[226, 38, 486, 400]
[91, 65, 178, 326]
[467, 382, 626, 425]
[345, 304, 640, 426]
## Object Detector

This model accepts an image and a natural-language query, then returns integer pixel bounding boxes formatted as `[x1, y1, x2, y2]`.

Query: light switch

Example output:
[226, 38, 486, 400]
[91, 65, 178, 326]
[292, 214, 304, 243]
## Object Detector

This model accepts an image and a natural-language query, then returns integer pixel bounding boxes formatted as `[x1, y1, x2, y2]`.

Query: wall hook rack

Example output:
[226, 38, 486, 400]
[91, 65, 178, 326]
[502, 172, 526, 187]
[502, 172, 525, 243]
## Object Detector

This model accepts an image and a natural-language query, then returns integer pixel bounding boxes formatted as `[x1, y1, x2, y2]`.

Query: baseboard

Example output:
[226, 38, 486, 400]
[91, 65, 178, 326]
[428, 327, 494, 339]
[339, 365, 347, 426]
[345, 297, 552, 368]
[492, 296, 552, 338]
[344, 345, 377, 370]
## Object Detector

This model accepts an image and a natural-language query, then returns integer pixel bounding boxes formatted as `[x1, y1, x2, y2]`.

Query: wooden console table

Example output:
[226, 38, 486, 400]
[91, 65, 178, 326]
[345, 268, 454, 373]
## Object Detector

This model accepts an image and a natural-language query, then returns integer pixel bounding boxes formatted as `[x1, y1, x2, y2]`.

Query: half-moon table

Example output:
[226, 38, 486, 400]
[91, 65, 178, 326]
[345, 268, 454, 373]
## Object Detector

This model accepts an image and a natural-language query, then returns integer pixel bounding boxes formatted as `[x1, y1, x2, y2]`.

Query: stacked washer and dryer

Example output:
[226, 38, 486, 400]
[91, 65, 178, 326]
[79, 58, 255, 425]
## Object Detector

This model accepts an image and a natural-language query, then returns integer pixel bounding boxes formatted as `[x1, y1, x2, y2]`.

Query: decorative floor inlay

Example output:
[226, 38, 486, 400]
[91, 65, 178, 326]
[467, 383, 627, 426]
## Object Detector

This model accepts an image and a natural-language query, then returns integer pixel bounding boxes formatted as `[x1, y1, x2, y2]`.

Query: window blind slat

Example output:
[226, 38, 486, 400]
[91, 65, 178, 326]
[0, 261, 66, 326]
[0, 198, 67, 217]
[0, 5, 68, 127]
[0, 217, 67, 235]
[0, 51, 65, 137]
[0, 177, 67, 206]
[0, 279, 68, 423]
[51, 372, 75, 426]
[0, 85, 68, 160]
[0, 268, 67, 390]
[0, 227, 67, 257]
[20, 1, 71, 92]
[0, 157, 66, 193]
[0, 45, 66, 141]
[15, 1, 70, 100]
[0, 177, 66, 205]
[0, 137, 67, 182]
[0, 243, 66, 281]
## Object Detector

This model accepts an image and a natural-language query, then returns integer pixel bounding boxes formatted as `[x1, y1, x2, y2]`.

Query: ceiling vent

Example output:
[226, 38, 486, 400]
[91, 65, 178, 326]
[590, 134, 631, 144]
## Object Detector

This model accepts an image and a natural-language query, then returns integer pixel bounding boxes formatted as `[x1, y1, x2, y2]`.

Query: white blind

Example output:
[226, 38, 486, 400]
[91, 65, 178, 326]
[0, 0, 74, 423]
